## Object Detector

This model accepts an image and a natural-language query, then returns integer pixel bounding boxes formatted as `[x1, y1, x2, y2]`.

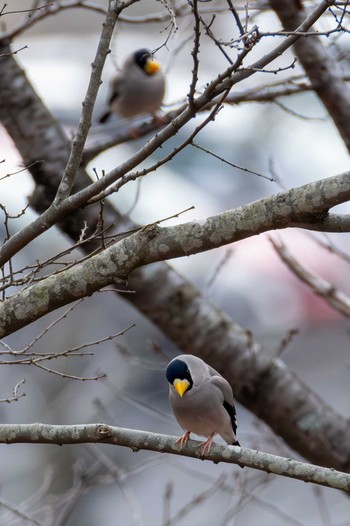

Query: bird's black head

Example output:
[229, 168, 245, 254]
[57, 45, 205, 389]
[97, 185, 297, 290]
[166, 359, 193, 391]
[134, 49, 152, 70]
[133, 49, 161, 76]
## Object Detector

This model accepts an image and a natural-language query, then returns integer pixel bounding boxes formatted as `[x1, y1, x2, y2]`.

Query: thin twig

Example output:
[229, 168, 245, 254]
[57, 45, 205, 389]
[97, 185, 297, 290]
[192, 142, 275, 182]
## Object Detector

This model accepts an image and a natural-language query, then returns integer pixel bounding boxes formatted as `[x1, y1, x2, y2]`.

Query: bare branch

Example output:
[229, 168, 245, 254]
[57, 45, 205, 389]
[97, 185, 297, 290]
[163, 474, 227, 526]
[0, 378, 26, 403]
[33, 361, 106, 381]
[0, 498, 42, 526]
[188, 0, 201, 105]
[192, 142, 275, 182]
[0, 423, 349, 492]
[1, 171, 350, 337]
[271, 237, 350, 319]
[274, 328, 300, 358]
[55, 1, 134, 202]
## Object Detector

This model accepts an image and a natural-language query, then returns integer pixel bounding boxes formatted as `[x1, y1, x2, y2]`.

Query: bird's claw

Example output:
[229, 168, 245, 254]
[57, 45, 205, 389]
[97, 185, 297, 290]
[197, 433, 215, 456]
[175, 431, 191, 450]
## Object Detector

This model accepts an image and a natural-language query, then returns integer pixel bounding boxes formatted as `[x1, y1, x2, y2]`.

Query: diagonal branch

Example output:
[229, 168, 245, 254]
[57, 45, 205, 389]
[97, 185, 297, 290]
[1, 171, 350, 337]
[271, 237, 350, 318]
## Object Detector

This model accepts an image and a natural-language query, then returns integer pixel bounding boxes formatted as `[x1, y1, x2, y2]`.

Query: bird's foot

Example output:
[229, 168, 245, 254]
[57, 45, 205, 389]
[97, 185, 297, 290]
[128, 125, 142, 139]
[175, 431, 191, 450]
[197, 433, 215, 456]
[152, 113, 167, 127]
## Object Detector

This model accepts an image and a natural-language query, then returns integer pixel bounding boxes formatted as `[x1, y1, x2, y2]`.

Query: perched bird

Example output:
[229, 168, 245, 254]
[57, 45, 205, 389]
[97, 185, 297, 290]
[166, 354, 241, 456]
[99, 48, 165, 124]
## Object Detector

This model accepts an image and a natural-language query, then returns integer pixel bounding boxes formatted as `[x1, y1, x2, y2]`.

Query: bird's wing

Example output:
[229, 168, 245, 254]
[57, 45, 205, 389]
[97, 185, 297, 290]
[108, 74, 123, 104]
[209, 374, 238, 435]
[223, 400, 238, 436]
[209, 373, 234, 405]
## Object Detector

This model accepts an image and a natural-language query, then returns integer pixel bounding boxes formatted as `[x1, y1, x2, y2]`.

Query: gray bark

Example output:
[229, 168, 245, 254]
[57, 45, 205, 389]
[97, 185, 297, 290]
[0, 423, 349, 492]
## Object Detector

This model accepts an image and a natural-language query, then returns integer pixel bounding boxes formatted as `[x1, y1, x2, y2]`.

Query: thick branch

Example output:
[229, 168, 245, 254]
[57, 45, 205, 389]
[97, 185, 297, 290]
[1, 171, 350, 337]
[1, 423, 349, 492]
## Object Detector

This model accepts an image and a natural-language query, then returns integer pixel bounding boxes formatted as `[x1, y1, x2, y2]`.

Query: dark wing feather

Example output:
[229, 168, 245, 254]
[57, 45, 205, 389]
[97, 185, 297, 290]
[109, 74, 123, 104]
[223, 400, 239, 441]
[108, 87, 119, 105]
[210, 374, 240, 446]
[99, 75, 122, 123]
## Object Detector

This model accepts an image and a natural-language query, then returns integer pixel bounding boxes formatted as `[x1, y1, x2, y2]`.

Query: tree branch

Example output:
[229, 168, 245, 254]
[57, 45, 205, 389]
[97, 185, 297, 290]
[0, 423, 349, 492]
[271, 237, 350, 318]
[1, 171, 350, 335]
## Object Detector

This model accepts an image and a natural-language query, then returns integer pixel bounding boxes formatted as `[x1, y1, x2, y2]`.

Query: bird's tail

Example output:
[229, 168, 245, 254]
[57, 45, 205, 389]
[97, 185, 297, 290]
[231, 440, 244, 468]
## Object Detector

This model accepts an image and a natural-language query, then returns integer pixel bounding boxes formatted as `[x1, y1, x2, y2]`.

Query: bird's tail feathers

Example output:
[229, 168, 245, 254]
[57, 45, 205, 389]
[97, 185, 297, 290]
[230, 439, 244, 468]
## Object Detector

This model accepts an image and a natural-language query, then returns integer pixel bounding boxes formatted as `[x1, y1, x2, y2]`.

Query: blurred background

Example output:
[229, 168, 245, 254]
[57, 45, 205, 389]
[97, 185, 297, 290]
[1, 1, 350, 524]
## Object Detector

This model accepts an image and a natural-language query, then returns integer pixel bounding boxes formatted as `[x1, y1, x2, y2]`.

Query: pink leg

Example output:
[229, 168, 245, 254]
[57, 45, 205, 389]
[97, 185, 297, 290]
[198, 433, 215, 456]
[152, 114, 166, 127]
[128, 125, 141, 139]
[176, 431, 191, 450]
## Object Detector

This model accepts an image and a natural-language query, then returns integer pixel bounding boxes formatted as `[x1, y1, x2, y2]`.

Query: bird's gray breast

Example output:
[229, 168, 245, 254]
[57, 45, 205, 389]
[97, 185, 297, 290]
[170, 385, 232, 439]
[116, 69, 165, 118]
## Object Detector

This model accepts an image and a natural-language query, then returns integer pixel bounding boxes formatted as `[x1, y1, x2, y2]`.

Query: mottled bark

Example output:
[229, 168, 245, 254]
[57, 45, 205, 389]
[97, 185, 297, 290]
[0, 423, 349, 492]
[1, 172, 350, 337]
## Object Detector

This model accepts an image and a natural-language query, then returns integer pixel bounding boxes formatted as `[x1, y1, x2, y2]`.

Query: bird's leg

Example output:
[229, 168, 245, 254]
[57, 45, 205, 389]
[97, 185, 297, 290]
[175, 431, 191, 450]
[127, 125, 142, 139]
[197, 433, 215, 456]
[152, 113, 167, 127]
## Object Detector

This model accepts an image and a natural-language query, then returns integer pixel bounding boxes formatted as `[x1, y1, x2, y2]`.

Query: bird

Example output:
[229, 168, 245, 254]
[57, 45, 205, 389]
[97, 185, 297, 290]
[166, 354, 241, 456]
[99, 48, 165, 124]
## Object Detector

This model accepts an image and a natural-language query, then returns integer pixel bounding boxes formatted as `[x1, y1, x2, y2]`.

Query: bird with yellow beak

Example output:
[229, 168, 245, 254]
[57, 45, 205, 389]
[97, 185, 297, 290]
[99, 48, 165, 123]
[166, 355, 241, 456]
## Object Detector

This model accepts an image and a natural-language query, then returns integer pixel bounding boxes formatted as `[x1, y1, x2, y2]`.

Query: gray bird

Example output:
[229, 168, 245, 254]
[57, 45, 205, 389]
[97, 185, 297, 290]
[99, 48, 165, 123]
[166, 354, 241, 455]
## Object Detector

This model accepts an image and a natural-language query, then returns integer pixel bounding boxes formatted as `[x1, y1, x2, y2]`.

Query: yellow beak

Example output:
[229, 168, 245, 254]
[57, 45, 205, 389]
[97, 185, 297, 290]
[173, 378, 190, 397]
[144, 58, 161, 75]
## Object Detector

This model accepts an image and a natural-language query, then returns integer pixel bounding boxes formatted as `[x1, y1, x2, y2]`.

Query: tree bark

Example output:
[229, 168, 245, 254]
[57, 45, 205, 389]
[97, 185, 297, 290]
[0, 423, 349, 492]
